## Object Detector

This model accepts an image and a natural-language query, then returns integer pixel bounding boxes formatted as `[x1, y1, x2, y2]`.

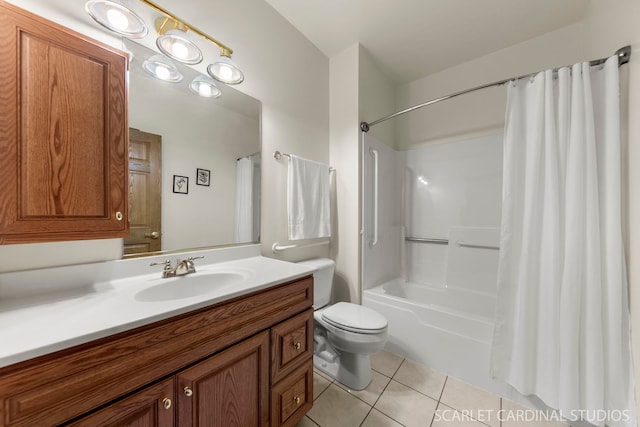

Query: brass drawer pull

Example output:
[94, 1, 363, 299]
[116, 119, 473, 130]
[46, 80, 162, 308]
[294, 396, 301, 405]
[293, 342, 301, 350]
[162, 397, 172, 410]
[184, 386, 193, 397]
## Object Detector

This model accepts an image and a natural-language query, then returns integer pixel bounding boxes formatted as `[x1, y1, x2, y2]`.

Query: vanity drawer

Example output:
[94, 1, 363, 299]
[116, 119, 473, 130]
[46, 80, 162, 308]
[270, 359, 313, 427]
[271, 309, 313, 383]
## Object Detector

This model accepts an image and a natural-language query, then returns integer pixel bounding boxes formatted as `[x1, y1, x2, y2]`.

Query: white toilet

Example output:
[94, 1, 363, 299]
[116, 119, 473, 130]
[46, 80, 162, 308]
[298, 258, 387, 390]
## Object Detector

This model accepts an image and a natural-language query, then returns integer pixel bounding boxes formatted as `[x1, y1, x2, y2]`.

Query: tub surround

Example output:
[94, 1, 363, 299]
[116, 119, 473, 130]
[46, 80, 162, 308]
[0, 244, 313, 368]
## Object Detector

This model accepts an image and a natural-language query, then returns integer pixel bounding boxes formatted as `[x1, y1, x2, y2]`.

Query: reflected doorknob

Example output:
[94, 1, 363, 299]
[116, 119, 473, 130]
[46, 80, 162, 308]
[145, 231, 160, 239]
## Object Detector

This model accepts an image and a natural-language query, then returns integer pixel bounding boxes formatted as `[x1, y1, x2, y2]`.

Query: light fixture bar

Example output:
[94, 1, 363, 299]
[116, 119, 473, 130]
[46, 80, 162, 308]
[137, 0, 234, 56]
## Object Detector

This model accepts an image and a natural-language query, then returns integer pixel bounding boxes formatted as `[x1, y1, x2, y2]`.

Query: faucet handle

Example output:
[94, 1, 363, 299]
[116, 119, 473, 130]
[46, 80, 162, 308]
[150, 260, 172, 271]
[187, 256, 204, 261]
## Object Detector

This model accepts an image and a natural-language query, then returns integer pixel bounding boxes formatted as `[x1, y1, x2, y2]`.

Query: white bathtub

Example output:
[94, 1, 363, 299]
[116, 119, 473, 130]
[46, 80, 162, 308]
[363, 278, 514, 396]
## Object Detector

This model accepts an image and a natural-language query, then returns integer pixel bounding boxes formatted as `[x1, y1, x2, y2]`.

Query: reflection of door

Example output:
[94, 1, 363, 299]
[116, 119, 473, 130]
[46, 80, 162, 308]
[124, 128, 162, 255]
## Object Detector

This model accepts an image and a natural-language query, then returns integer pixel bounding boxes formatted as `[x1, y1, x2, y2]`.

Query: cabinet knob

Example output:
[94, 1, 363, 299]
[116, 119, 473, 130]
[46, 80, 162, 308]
[162, 398, 172, 410]
[145, 231, 160, 239]
[184, 386, 193, 397]
[293, 342, 301, 350]
[115, 211, 123, 221]
[294, 396, 301, 405]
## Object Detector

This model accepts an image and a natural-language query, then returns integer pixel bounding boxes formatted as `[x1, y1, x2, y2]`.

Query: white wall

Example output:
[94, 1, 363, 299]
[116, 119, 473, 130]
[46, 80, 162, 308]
[328, 44, 397, 304]
[329, 44, 360, 303]
[359, 48, 396, 148]
[0, 0, 329, 272]
[395, 23, 586, 149]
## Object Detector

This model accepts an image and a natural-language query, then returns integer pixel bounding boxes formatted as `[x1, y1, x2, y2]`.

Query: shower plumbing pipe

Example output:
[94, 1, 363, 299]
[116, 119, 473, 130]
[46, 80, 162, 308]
[360, 45, 631, 132]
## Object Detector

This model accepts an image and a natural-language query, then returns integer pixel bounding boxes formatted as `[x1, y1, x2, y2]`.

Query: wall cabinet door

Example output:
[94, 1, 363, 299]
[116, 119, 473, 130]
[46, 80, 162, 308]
[0, 2, 128, 244]
[177, 331, 270, 427]
[67, 379, 175, 427]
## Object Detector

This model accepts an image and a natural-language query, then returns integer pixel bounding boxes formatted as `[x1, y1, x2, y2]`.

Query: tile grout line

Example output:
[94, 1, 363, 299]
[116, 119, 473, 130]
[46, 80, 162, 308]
[435, 377, 502, 427]
[428, 376, 449, 427]
[354, 367, 396, 426]
[357, 357, 408, 427]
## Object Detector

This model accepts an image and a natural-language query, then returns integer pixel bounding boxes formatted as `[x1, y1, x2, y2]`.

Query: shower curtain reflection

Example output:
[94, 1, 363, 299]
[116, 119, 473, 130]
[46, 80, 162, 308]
[234, 153, 261, 243]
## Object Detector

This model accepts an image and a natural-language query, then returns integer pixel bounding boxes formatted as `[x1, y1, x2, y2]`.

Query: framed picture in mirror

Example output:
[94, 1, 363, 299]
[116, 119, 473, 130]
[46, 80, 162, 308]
[196, 168, 211, 186]
[173, 175, 189, 194]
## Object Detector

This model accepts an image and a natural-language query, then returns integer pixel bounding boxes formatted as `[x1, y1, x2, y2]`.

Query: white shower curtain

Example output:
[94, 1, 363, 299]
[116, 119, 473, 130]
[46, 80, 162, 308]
[491, 56, 635, 427]
[235, 156, 254, 243]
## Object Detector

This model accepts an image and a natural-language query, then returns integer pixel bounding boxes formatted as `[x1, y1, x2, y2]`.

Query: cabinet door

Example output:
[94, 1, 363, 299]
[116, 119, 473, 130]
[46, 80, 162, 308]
[177, 331, 270, 427]
[0, 2, 128, 244]
[67, 379, 175, 427]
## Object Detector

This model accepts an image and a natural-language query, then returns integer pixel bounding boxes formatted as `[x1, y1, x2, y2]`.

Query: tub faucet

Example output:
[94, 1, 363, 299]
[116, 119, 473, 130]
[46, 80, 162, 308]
[150, 256, 204, 278]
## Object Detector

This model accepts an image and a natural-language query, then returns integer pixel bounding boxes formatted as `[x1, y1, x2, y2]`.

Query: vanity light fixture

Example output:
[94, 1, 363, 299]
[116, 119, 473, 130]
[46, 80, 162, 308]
[155, 18, 203, 65]
[85, 0, 148, 38]
[85, 0, 246, 86]
[142, 54, 183, 83]
[189, 75, 222, 98]
[207, 53, 244, 85]
[139, 0, 244, 84]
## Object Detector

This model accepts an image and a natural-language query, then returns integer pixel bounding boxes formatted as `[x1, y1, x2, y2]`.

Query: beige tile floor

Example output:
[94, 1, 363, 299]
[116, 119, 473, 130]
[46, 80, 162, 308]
[296, 350, 571, 427]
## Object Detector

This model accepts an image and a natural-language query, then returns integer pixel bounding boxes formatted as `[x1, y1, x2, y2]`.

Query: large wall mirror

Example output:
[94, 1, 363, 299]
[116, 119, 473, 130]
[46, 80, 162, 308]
[124, 40, 261, 257]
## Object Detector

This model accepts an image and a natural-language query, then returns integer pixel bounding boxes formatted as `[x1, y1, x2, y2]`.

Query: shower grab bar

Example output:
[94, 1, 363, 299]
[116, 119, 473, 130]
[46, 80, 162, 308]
[456, 240, 500, 250]
[404, 237, 500, 250]
[369, 148, 379, 247]
[405, 237, 449, 244]
[271, 240, 330, 253]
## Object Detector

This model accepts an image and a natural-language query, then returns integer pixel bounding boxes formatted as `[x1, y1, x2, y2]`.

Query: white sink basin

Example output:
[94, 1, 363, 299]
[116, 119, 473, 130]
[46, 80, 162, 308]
[134, 269, 253, 302]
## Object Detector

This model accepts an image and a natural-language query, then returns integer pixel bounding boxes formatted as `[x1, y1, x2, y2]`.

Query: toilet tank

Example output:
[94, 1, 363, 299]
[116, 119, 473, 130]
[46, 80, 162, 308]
[297, 258, 335, 308]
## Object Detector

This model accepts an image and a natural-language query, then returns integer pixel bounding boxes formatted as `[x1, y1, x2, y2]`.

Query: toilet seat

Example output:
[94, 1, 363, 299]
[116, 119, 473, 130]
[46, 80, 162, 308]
[321, 302, 387, 335]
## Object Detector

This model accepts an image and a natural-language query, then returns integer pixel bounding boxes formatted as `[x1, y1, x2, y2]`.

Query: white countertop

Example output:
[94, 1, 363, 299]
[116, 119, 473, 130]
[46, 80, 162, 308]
[0, 252, 314, 368]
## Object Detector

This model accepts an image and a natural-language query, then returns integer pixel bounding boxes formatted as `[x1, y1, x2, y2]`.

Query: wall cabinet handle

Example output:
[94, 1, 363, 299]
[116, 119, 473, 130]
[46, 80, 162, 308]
[162, 398, 172, 410]
[184, 386, 193, 397]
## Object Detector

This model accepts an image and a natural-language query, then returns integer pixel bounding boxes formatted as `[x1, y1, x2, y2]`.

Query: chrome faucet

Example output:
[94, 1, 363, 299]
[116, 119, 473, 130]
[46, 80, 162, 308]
[150, 256, 204, 278]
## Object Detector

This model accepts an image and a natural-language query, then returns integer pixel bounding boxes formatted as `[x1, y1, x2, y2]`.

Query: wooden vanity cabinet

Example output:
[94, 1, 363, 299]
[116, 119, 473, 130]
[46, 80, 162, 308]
[0, 276, 313, 427]
[66, 379, 176, 427]
[0, 1, 129, 244]
[177, 331, 270, 426]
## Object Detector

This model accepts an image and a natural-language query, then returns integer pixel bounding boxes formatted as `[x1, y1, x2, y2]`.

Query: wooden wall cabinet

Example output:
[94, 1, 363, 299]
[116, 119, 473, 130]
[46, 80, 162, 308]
[0, 1, 129, 244]
[0, 276, 314, 427]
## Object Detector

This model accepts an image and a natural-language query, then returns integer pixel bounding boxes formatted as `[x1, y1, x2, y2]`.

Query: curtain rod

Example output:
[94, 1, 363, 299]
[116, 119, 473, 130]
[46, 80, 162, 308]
[360, 45, 631, 132]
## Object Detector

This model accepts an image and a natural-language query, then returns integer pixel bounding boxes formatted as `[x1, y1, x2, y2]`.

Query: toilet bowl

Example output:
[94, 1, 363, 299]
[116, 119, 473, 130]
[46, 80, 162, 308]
[297, 258, 388, 390]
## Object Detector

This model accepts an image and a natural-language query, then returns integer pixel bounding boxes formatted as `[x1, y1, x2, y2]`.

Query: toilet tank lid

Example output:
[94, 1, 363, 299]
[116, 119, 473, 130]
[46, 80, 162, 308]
[322, 302, 387, 332]
[296, 258, 335, 270]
